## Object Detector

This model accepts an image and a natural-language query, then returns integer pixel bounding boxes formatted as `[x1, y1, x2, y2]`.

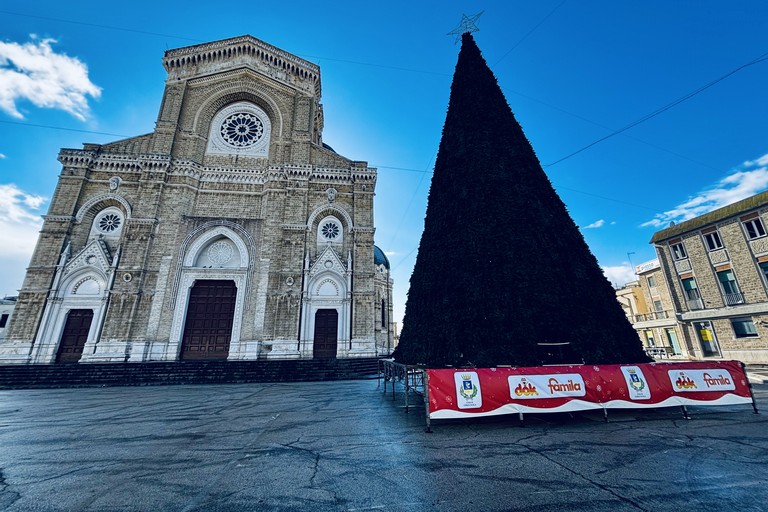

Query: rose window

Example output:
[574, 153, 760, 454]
[220, 112, 264, 148]
[207, 241, 234, 265]
[321, 222, 340, 240]
[98, 214, 121, 232]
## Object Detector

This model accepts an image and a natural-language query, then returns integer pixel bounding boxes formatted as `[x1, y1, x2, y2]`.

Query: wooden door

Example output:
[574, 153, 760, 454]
[55, 309, 93, 363]
[180, 280, 236, 360]
[313, 309, 338, 359]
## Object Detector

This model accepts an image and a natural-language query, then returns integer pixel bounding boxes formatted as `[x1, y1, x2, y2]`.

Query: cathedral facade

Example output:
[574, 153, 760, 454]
[0, 35, 394, 364]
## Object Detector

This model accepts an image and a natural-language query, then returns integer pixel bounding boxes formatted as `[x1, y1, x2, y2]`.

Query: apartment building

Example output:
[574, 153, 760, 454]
[651, 191, 768, 363]
[632, 259, 688, 359]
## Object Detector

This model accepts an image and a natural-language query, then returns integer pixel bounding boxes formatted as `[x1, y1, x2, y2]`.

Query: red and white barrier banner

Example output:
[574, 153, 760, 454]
[427, 360, 753, 420]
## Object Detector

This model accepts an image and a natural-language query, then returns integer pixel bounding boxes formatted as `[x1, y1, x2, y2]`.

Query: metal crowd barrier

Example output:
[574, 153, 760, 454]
[378, 359, 426, 414]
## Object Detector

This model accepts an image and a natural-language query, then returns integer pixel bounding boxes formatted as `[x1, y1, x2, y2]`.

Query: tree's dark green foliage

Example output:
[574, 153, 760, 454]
[393, 33, 649, 368]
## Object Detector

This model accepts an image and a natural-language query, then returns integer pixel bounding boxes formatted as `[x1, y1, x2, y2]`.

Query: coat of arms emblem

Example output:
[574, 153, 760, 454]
[459, 374, 478, 399]
[628, 370, 645, 391]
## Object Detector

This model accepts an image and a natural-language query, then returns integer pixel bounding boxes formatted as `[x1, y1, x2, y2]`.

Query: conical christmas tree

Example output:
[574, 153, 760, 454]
[393, 33, 649, 367]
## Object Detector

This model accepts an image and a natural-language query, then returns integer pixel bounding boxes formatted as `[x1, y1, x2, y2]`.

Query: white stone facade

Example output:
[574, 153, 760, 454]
[0, 298, 16, 341]
[0, 35, 394, 365]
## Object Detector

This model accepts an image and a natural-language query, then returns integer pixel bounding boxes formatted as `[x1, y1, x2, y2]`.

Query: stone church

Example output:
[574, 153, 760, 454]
[0, 35, 394, 364]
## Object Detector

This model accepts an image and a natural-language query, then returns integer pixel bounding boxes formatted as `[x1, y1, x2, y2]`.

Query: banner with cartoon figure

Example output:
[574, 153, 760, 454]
[426, 360, 753, 419]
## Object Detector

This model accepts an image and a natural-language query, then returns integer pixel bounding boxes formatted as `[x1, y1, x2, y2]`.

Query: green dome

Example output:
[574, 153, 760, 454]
[373, 245, 390, 269]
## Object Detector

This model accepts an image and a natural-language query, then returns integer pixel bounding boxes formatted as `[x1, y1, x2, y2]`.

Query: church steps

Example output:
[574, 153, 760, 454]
[0, 358, 382, 389]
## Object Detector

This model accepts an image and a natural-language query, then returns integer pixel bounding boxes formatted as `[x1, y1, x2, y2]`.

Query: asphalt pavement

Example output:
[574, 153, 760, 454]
[746, 364, 768, 383]
[0, 379, 766, 512]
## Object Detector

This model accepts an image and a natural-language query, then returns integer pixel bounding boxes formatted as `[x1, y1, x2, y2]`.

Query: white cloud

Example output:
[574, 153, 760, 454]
[582, 219, 605, 229]
[642, 153, 768, 228]
[0, 184, 46, 295]
[744, 154, 768, 167]
[0, 153, 6, 159]
[384, 251, 397, 257]
[602, 263, 636, 289]
[0, 184, 45, 258]
[0, 37, 101, 120]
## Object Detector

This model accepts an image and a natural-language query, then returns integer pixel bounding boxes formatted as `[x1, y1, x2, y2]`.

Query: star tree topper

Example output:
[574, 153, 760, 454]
[447, 11, 484, 43]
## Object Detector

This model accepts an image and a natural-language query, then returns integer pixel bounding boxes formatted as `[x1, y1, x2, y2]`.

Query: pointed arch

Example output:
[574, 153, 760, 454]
[192, 80, 284, 140]
[29, 249, 112, 364]
[183, 226, 249, 268]
[171, 220, 257, 310]
[75, 193, 132, 223]
[163, 221, 257, 362]
[64, 272, 106, 297]
[307, 204, 353, 231]
[300, 246, 351, 358]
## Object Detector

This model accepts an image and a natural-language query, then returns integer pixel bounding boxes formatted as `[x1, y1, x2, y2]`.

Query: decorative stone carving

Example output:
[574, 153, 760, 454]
[62, 240, 113, 279]
[309, 246, 347, 277]
[98, 212, 122, 233]
[206, 101, 271, 157]
[75, 193, 132, 223]
[307, 204, 353, 231]
[171, 222, 256, 311]
[207, 240, 234, 266]
[316, 215, 344, 246]
[321, 221, 340, 241]
[163, 35, 321, 97]
[88, 207, 125, 241]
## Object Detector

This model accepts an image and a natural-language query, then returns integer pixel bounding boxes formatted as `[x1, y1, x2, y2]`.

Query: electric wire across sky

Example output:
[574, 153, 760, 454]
[2, 7, 766, 274]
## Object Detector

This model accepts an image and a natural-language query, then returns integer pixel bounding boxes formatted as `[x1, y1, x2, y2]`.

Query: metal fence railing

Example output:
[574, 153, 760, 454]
[378, 359, 426, 413]
[724, 292, 745, 306]
[635, 311, 670, 322]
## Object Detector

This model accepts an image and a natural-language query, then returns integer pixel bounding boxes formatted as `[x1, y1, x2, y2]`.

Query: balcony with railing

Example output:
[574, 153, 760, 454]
[644, 346, 669, 359]
[723, 291, 745, 306]
[634, 311, 670, 322]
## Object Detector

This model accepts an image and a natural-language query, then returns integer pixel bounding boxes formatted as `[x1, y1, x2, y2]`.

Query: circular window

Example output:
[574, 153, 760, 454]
[207, 240, 234, 265]
[207, 102, 271, 157]
[321, 222, 340, 240]
[98, 213, 121, 233]
[220, 112, 264, 148]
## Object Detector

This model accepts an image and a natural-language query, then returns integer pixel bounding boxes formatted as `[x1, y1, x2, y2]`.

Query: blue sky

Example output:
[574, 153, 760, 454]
[1, 1, 767, 329]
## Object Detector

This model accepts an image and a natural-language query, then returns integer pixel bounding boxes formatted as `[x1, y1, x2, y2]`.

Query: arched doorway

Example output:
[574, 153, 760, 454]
[165, 225, 253, 362]
[55, 309, 94, 363]
[313, 309, 338, 359]
[180, 280, 236, 360]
